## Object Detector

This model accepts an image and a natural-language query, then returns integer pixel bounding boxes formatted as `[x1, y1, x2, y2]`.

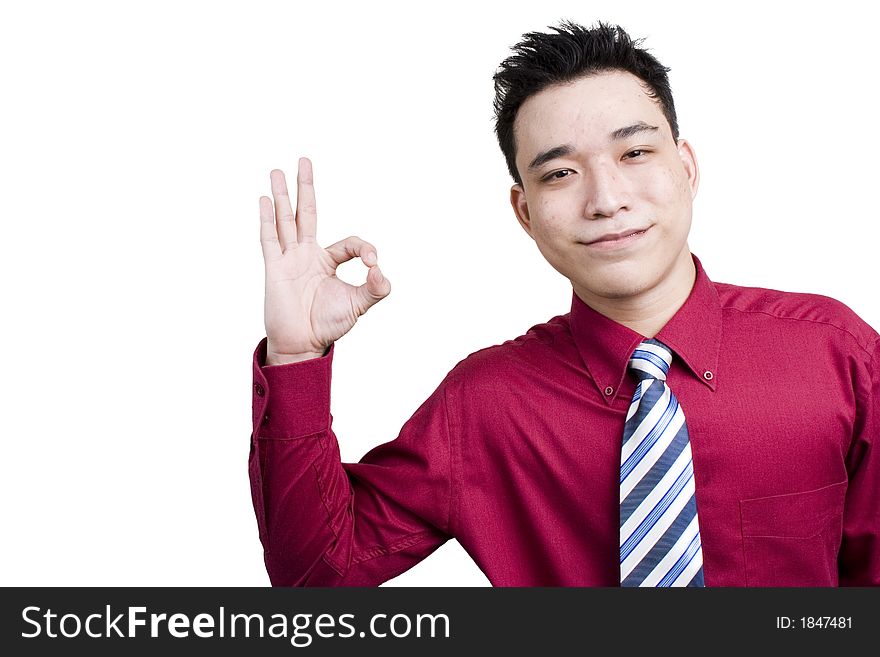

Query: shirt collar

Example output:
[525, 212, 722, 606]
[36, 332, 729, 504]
[569, 252, 722, 405]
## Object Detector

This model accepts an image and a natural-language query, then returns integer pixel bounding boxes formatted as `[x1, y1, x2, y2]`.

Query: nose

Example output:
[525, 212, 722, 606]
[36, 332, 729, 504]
[582, 163, 631, 219]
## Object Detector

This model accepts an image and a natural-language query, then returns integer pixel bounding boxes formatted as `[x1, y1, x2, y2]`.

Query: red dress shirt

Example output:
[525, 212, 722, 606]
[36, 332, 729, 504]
[249, 254, 879, 586]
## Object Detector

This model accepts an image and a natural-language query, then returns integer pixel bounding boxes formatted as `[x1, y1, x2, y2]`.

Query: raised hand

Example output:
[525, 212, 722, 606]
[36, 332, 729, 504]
[260, 158, 391, 365]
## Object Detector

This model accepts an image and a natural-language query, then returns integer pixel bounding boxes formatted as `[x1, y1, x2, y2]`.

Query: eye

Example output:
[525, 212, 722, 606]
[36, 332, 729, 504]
[542, 168, 574, 182]
[624, 149, 649, 159]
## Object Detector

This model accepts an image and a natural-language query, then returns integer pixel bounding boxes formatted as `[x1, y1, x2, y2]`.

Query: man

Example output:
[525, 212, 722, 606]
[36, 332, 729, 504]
[250, 22, 878, 586]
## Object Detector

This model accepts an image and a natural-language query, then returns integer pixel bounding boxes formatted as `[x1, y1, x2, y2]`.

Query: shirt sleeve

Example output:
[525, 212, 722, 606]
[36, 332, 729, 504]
[839, 336, 880, 585]
[248, 338, 454, 586]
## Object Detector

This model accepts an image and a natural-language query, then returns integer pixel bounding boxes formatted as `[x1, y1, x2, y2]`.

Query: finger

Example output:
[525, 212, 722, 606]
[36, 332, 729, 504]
[259, 196, 282, 261]
[324, 235, 378, 267]
[296, 157, 318, 243]
[353, 264, 391, 315]
[270, 169, 297, 251]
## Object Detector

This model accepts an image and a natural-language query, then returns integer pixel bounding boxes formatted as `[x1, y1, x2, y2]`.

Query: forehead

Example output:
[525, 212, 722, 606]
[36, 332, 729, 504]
[513, 70, 669, 161]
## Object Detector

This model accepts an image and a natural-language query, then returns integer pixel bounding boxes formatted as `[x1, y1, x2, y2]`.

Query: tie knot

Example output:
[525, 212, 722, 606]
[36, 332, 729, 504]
[628, 338, 673, 382]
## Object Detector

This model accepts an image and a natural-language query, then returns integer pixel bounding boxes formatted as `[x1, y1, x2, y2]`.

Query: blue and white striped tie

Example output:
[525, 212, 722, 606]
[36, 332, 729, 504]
[619, 338, 705, 587]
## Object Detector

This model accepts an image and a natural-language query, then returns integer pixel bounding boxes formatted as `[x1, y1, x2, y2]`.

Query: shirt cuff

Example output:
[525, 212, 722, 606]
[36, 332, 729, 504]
[251, 337, 334, 439]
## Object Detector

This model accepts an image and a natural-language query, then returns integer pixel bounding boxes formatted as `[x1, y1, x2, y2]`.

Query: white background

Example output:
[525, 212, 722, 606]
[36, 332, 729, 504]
[1, 0, 877, 586]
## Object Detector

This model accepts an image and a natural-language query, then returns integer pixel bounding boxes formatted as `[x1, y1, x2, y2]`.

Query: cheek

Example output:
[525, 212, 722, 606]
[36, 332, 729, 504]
[527, 206, 574, 263]
[639, 166, 691, 214]
[532, 208, 570, 246]
[674, 166, 694, 199]
[640, 165, 673, 196]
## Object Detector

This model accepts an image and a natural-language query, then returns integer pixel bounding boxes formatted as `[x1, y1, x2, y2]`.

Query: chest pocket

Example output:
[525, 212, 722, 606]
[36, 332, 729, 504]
[739, 480, 847, 586]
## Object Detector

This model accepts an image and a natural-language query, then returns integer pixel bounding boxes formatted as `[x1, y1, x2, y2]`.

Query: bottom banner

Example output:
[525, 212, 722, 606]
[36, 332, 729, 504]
[2, 587, 875, 654]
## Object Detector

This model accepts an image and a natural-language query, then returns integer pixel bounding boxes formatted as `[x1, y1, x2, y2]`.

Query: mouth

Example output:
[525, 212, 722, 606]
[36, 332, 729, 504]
[583, 226, 652, 250]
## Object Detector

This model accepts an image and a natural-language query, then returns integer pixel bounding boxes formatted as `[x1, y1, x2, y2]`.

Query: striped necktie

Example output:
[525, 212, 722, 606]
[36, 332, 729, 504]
[619, 338, 705, 587]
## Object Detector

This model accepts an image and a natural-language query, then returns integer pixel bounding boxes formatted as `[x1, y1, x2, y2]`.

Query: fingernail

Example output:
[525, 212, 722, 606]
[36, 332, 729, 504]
[375, 267, 383, 282]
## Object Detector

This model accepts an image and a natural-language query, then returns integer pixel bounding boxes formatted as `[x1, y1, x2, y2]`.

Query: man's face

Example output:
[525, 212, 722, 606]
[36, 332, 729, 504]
[510, 70, 699, 306]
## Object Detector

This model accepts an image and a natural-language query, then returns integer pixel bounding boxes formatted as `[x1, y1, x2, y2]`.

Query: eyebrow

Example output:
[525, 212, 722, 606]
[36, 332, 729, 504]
[609, 121, 659, 142]
[526, 122, 660, 172]
[527, 144, 575, 171]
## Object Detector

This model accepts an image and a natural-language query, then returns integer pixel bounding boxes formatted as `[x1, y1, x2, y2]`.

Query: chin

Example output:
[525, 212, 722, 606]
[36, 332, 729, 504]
[595, 282, 650, 300]
[571, 278, 643, 302]
[577, 264, 654, 300]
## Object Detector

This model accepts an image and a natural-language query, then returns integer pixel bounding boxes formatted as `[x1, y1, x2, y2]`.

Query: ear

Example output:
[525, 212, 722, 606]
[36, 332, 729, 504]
[676, 138, 700, 198]
[510, 184, 535, 239]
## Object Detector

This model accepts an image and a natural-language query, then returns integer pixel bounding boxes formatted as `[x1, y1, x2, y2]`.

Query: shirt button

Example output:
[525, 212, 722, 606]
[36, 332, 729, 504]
[254, 383, 265, 397]
[703, 370, 714, 381]
[604, 386, 614, 396]
[263, 413, 269, 424]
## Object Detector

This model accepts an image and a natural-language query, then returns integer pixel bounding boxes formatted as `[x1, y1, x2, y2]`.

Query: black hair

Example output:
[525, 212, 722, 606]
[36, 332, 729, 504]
[493, 20, 678, 184]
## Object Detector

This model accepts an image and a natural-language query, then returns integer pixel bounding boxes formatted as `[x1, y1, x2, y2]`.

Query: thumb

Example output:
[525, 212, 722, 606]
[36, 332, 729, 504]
[353, 265, 391, 315]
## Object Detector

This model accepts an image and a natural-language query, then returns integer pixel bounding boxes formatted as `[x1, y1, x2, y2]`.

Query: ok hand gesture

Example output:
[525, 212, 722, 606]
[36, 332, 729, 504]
[260, 158, 391, 365]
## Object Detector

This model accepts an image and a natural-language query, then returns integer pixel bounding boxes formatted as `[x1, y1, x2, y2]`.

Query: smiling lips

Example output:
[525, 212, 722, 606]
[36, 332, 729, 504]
[586, 226, 651, 247]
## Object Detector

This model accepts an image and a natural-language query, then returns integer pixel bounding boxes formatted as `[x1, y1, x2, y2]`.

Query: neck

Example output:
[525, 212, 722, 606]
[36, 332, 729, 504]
[573, 250, 697, 338]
